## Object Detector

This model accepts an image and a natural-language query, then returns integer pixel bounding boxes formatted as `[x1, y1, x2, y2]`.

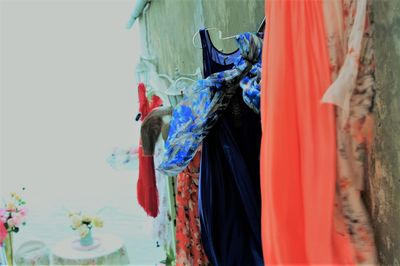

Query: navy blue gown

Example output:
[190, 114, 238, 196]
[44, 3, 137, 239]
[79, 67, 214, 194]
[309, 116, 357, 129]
[198, 29, 263, 266]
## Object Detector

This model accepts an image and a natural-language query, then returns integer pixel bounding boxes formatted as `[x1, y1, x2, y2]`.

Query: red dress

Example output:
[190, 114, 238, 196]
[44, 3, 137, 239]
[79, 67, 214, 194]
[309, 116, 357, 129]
[137, 83, 163, 217]
[176, 152, 208, 266]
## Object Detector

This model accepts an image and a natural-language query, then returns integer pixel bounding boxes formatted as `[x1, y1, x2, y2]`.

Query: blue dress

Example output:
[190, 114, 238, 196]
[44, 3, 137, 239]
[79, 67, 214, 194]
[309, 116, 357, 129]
[198, 29, 263, 266]
[157, 31, 263, 265]
[159, 32, 262, 176]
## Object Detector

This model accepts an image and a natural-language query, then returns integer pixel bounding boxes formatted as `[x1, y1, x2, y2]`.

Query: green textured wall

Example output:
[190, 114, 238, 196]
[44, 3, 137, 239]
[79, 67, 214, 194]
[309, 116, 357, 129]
[368, 0, 400, 265]
[138, 0, 400, 263]
[138, 0, 264, 77]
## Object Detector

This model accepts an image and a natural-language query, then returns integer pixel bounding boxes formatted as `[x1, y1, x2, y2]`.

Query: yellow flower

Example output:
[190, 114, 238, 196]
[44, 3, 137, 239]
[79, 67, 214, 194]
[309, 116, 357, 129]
[92, 217, 103, 228]
[78, 225, 89, 238]
[71, 215, 82, 229]
[82, 214, 92, 223]
[11, 192, 16, 198]
[6, 202, 16, 211]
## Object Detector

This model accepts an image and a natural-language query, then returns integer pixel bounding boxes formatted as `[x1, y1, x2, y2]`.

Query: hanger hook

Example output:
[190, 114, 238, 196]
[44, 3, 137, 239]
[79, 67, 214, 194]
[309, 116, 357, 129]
[192, 27, 220, 49]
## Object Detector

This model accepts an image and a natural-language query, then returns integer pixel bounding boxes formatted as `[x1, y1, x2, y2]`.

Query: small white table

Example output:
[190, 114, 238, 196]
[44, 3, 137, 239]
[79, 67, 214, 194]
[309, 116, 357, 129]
[51, 233, 130, 265]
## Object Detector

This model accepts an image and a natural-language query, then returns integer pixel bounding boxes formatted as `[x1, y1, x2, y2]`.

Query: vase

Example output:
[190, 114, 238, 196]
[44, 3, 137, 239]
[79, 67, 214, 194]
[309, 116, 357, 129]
[4, 233, 13, 265]
[80, 229, 93, 246]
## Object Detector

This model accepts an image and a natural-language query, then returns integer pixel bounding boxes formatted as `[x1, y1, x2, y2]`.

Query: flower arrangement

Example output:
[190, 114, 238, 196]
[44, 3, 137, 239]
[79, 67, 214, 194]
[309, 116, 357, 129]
[0, 191, 28, 265]
[68, 212, 103, 240]
[0, 192, 28, 235]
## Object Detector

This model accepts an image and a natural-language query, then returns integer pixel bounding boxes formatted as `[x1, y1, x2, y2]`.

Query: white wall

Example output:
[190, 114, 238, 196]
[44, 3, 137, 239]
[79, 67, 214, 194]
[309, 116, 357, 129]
[1, 0, 139, 196]
[0, 0, 163, 263]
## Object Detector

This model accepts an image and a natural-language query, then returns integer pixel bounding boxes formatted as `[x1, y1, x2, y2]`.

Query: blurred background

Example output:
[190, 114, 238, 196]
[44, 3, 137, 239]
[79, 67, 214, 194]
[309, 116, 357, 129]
[0, 0, 163, 264]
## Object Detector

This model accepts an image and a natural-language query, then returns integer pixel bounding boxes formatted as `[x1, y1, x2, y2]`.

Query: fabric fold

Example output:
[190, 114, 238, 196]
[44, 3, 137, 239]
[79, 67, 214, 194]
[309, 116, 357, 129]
[322, 0, 368, 125]
[159, 33, 263, 176]
[136, 83, 163, 217]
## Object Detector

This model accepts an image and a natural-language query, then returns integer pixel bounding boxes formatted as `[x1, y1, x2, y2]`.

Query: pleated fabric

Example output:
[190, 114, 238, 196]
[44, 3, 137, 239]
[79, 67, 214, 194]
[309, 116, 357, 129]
[198, 29, 264, 266]
[260, 1, 355, 264]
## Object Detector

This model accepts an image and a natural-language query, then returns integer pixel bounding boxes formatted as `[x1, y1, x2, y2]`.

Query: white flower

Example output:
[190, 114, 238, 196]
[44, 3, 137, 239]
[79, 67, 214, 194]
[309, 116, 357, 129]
[81, 214, 92, 223]
[71, 215, 82, 229]
[77, 225, 89, 238]
[92, 217, 103, 228]
[7, 217, 16, 228]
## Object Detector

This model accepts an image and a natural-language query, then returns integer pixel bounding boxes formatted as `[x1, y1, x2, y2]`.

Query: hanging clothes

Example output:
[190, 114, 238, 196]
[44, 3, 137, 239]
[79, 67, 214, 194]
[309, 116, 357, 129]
[140, 106, 175, 257]
[198, 29, 263, 265]
[152, 136, 174, 255]
[158, 32, 263, 176]
[137, 83, 163, 217]
[175, 151, 209, 266]
[260, 1, 355, 264]
[323, 0, 377, 263]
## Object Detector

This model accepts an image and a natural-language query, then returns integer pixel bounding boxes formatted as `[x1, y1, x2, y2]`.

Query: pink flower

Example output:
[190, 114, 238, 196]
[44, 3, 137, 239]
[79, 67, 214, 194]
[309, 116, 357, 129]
[0, 209, 8, 224]
[0, 208, 6, 219]
[13, 215, 22, 227]
[18, 207, 28, 217]
[0, 222, 7, 245]
[7, 216, 22, 228]
[13, 213, 25, 225]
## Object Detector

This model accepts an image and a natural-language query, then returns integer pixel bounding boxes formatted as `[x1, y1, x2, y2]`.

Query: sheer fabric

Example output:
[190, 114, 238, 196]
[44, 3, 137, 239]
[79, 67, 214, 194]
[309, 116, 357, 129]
[260, 1, 355, 264]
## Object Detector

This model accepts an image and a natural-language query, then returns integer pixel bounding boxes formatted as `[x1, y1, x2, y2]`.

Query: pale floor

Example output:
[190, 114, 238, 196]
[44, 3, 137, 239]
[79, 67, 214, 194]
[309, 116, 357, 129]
[9, 170, 165, 265]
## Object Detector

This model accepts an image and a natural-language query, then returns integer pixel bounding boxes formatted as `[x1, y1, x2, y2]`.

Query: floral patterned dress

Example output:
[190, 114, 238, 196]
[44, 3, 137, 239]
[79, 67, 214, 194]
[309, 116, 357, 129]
[175, 152, 208, 266]
[324, 0, 378, 263]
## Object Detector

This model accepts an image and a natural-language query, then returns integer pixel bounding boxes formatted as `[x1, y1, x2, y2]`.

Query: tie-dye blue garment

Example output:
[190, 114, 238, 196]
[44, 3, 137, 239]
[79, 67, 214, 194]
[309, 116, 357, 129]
[158, 33, 263, 176]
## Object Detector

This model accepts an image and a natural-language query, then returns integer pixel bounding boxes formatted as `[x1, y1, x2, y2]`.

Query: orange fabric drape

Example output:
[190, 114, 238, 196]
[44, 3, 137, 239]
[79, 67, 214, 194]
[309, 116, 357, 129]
[260, 0, 355, 264]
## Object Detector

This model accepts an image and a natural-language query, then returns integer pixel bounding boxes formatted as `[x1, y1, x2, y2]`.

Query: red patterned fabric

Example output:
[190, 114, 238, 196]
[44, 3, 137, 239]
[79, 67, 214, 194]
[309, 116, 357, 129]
[137, 83, 163, 217]
[176, 152, 209, 266]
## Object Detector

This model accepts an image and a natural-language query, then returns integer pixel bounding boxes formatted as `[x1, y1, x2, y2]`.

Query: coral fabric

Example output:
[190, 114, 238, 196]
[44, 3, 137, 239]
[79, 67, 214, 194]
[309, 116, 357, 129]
[137, 83, 163, 217]
[260, 0, 355, 264]
[175, 152, 209, 266]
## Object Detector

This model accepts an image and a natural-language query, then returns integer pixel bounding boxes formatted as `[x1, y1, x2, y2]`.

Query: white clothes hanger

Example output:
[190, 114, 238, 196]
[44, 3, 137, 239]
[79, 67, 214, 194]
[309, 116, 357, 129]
[192, 17, 265, 49]
[192, 28, 237, 49]
[136, 57, 201, 106]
